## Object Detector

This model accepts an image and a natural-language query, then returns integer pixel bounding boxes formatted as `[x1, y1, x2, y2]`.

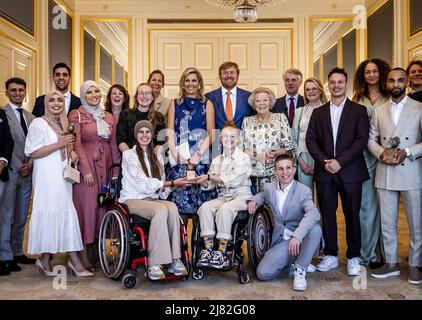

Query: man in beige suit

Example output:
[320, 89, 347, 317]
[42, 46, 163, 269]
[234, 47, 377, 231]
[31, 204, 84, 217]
[368, 68, 422, 284]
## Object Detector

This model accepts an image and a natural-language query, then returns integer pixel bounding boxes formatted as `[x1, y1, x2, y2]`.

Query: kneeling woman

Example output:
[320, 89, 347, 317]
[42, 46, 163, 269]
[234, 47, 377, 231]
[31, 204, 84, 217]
[24, 90, 93, 277]
[119, 120, 190, 280]
[196, 121, 252, 269]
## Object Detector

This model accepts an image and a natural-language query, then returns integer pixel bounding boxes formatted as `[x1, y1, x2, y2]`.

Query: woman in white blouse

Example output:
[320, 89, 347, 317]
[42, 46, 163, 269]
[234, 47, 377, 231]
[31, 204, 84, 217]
[119, 120, 190, 280]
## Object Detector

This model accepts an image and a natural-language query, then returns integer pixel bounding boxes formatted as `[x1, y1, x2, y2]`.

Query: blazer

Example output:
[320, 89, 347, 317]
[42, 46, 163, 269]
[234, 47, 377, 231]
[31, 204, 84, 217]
[252, 180, 320, 247]
[272, 94, 305, 119]
[306, 98, 370, 183]
[0, 108, 14, 182]
[205, 86, 254, 130]
[4, 104, 35, 174]
[368, 97, 422, 190]
[32, 92, 81, 117]
[409, 91, 422, 103]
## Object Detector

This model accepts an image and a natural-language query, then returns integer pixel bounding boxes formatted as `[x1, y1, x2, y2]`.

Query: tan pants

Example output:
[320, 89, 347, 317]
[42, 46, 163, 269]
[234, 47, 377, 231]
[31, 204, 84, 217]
[124, 199, 181, 266]
[197, 196, 250, 240]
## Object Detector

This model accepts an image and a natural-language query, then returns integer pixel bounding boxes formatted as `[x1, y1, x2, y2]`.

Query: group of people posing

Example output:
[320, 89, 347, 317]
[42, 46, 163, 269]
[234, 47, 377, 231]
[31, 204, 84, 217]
[0, 58, 421, 292]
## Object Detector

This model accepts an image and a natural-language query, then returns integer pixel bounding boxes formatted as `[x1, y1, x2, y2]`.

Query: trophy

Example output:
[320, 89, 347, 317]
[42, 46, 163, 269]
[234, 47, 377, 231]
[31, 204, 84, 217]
[382, 136, 401, 164]
[186, 161, 196, 180]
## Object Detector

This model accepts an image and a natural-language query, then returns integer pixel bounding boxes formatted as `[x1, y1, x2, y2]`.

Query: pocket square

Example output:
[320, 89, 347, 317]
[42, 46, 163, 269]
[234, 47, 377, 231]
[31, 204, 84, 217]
[0, 118, 3, 123]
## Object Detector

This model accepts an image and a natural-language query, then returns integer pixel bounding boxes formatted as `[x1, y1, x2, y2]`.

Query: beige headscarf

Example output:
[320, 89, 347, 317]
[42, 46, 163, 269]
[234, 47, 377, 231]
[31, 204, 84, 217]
[80, 80, 110, 139]
[42, 90, 72, 161]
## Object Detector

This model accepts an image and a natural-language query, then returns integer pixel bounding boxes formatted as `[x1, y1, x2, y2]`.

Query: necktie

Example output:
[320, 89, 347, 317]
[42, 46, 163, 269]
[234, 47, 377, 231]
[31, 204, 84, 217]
[17, 108, 28, 137]
[226, 91, 233, 121]
[288, 97, 295, 128]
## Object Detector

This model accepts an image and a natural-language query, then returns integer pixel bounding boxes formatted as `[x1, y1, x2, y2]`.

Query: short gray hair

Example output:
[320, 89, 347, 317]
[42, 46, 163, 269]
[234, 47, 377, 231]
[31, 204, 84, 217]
[248, 87, 277, 110]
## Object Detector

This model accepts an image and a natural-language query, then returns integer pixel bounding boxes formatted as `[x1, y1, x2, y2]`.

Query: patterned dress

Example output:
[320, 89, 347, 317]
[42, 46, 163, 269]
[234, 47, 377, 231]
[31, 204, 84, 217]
[241, 112, 294, 193]
[167, 97, 217, 215]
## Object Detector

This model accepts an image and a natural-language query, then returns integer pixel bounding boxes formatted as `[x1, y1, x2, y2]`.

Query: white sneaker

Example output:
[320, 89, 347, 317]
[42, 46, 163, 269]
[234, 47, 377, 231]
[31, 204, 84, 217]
[167, 259, 188, 276]
[293, 265, 307, 291]
[307, 264, 316, 273]
[347, 257, 362, 276]
[316, 255, 339, 272]
[148, 265, 166, 280]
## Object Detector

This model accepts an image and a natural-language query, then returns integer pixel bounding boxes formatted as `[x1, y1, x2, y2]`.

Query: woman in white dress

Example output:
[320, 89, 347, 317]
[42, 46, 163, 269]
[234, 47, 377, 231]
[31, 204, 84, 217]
[25, 90, 93, 277]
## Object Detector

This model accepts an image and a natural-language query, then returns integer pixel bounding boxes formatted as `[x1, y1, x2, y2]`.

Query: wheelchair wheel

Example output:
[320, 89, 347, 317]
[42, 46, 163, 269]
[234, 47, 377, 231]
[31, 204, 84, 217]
[192, 267, 204, 280]
[247, 206, 273, 271]
[98, 209, 130, 280]
[122, 273, 138, 289]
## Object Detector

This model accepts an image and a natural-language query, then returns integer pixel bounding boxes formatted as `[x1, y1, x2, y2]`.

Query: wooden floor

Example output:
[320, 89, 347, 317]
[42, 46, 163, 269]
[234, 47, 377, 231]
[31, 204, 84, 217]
[0, 200, 420, 300]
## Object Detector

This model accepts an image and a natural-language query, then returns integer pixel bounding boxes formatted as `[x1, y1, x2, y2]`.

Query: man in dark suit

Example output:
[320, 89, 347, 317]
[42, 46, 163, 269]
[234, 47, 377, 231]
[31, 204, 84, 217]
[406, 60, 422, 102]
[205, 61, 254, 131]
[32, 62, 81, 117]
[0, 78, 36, 276]
[0, 108, 14, 276]
[272, 68, 305, 128]
[306, 67, 370, 276]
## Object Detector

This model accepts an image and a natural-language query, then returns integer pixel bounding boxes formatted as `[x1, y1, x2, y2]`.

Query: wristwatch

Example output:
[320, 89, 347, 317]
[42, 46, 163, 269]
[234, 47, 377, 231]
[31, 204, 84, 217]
[207, 174, 211, 181]
[171, 180, 175, 188]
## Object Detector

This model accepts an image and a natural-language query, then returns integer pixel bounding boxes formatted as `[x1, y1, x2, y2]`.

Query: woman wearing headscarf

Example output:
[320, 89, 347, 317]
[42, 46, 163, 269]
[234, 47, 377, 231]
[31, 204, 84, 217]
[69, 81, 121, 270]
[25, 90, 93, 277]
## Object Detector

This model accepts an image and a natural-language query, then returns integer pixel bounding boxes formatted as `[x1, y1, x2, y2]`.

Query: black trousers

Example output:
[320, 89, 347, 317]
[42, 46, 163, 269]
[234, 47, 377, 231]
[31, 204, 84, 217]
[316, 174, 362, 259]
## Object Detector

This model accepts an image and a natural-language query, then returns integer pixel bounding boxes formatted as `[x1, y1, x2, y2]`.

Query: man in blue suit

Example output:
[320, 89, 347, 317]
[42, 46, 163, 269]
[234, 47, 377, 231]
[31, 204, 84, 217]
[272, 68, 305, 128]
[205, 61, 254, 131]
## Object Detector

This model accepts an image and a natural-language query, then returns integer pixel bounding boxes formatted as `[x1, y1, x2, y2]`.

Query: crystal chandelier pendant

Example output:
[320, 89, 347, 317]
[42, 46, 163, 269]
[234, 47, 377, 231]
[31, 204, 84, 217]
[234, 5, 258, 23]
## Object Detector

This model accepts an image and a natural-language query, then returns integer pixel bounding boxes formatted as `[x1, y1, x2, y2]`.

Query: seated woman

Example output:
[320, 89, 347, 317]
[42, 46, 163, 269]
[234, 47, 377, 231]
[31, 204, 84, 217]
[24, 90, 93, 277]
[195, 121, 252, 269]
[241, 87, 294, 194]
[118, 120, 190, 280]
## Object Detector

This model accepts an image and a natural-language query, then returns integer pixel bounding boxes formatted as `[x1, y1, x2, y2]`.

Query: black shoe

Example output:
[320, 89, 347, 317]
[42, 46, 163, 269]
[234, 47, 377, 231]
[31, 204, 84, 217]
[0, 261, 11, 276]
[6, 260, 21, 272]
[14, 255, 36, 265]
[369, 261, 385, 270]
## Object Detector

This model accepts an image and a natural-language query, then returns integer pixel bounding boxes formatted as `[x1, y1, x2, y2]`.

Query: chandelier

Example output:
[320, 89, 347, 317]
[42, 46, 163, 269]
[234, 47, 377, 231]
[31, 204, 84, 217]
[204, 0, 284, 23]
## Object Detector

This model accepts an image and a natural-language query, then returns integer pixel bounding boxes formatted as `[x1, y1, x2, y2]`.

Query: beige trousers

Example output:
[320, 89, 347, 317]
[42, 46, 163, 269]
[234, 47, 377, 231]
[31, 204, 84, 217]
[124, 199, 181, 266]
[197, 195, 250, 240]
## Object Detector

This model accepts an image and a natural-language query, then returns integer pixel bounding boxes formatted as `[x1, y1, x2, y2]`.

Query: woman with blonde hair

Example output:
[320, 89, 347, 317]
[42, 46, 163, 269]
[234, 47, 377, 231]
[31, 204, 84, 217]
[166, 67, 217, 225]
[241, 86, 294, 193]
[293, 77, 327, 195]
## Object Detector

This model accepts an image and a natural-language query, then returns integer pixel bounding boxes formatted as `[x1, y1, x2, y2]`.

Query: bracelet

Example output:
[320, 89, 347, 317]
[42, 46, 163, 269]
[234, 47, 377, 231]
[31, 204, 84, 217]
[171, 180, 175, 188]
[253, 151, 257, 159]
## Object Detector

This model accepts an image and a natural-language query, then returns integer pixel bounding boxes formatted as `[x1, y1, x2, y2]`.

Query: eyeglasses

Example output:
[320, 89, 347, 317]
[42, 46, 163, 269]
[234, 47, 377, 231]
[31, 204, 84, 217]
[138, 91, 152, 97]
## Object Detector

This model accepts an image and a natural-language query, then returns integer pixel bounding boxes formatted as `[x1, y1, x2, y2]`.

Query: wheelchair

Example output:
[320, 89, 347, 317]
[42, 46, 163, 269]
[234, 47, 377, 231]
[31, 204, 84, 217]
[97, 164, 190, 289]
[190, 205, 273, 284]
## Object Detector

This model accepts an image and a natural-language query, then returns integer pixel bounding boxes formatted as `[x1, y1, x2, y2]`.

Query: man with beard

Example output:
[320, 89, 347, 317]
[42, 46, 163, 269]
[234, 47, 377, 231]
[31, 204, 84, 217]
[205, 61, 254, 131]
[406, 60, 422, 103]
[368, 68, 422, 284]
[306, 67, 369, 276]
[32, 62, 81, 117]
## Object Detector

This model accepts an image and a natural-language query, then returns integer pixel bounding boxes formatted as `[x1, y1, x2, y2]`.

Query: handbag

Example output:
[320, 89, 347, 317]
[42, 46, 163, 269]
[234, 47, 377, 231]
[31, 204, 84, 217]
[63, 159, 80, 184]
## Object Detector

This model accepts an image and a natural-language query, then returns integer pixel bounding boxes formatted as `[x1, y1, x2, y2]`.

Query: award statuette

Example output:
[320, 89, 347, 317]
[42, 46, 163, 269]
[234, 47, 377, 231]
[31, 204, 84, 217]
[186, 161, 196, 180]
[382, 136, 401, 164]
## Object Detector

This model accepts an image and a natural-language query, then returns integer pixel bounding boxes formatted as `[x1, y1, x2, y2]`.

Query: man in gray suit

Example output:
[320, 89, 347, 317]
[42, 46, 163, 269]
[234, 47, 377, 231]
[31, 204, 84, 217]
[248, 155, 322, 291]
[368, 68, 422, 284]
[0, 78, 36, 276]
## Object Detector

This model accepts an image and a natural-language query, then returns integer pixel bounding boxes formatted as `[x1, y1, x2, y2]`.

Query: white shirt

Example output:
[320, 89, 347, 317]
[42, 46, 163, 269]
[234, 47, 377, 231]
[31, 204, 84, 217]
[204, 147, 252, 199]
[285, 94, 299, 118]
[64, 91, 71, 114]
[330, 98, 347, 156]
[119, 146, 170, 203]
[390, 95, 408, 126]
[222, 86, 237, 118]
[274, 180, 293, 219]
[10, 102, 28, 127]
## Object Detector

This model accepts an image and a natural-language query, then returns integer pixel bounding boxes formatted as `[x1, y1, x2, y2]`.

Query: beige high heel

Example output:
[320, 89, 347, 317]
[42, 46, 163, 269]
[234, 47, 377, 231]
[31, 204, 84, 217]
[36, 259, 57, 277]
[67, 260, 94, 277]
